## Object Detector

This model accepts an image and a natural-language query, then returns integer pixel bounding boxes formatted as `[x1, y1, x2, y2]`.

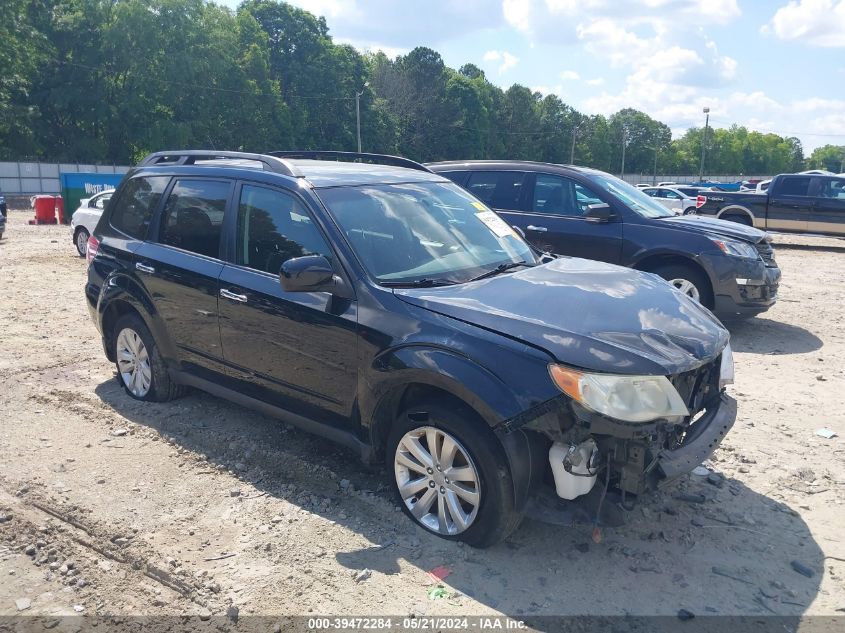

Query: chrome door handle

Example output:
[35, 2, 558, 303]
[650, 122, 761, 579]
[527, 225, 548, 232]
[135, 262, 155, 274]
[220, 288, 248, 303]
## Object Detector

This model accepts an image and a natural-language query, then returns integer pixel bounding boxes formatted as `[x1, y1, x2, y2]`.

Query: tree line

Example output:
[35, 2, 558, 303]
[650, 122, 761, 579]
[2, 0, 842, 176]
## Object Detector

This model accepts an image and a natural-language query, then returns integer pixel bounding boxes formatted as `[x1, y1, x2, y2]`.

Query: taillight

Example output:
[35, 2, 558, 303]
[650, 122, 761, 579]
[86, 235, 100, 264]
[695, 195, 707, 208]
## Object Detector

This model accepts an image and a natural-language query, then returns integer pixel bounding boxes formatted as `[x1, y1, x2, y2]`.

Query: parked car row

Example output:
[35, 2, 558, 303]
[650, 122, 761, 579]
[84, 150, 742, 546]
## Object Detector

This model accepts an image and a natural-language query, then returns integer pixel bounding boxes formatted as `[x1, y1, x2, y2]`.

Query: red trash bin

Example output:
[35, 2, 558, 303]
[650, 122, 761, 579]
[31, 195, 58, 224]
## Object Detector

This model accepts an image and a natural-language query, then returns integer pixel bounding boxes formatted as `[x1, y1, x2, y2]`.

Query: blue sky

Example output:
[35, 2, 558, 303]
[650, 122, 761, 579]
[220, 0, 845, 152]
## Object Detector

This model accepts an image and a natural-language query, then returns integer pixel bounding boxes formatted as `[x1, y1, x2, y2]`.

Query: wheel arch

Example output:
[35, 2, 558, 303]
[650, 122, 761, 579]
[97, 274, 177, 363]
[632, 252, 715, 306]
[363, 345, 549, 513]
[716, 205, 755, 224]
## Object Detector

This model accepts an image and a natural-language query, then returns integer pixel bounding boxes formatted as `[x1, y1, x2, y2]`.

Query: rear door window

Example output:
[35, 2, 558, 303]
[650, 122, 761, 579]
[777, 176, 812, 197]
[110, 176, 169, 239]
[159, 179, 230, 258]
[465, 171, 526, 210]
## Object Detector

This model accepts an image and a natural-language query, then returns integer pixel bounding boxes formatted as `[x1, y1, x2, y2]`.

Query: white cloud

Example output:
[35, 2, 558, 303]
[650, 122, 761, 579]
[501, 0, 740, 45]
[586, 78, 605, 86]
[502, 0, 532, 34]
[336, 39, 408, 59]
[559, 70, 580, 80]
[764, 0, 845, 47]
[483, 50, 520, 73]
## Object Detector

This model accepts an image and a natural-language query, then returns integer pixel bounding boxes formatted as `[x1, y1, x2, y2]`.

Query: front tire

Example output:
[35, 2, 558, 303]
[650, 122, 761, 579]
[74, 228, 90, 257]
[386, 403, 520, 548]
[113, 314, 184, 402]
[652, 263, 714, 309]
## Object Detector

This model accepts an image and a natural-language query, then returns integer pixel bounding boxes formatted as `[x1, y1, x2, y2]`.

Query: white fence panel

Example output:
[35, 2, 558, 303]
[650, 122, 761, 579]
[0, 161, 131, 194]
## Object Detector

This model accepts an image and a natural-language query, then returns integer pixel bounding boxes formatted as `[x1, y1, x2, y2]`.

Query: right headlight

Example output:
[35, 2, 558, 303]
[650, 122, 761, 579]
[710, 237, 759, 260]
[549, 364, 689, 423]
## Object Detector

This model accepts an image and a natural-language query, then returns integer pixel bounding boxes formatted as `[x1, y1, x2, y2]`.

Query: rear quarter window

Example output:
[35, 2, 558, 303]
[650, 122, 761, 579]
[109, 176, 170, 239]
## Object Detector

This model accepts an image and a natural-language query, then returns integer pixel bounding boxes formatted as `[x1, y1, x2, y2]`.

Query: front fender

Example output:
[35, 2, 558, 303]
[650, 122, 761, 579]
[97, 272, 178, 363]
[361, 344, 528, 429]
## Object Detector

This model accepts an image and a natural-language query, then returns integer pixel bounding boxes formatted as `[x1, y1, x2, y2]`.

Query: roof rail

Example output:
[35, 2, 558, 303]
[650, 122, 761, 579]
[138, 150, 301, 178]
[266, 150, 433, 174]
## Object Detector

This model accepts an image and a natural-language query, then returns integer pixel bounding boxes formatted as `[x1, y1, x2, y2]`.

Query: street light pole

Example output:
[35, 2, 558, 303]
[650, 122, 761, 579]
[570, 125, 578, 165]
[699, 106, 710, 183]
[355, 81, 369, 153]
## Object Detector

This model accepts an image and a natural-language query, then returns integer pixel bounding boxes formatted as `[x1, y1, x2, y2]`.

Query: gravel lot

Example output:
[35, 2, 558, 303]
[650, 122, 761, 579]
[0, 209, 843, 623]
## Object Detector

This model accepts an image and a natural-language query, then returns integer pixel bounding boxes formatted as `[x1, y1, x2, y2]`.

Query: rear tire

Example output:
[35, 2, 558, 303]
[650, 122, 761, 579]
[652, 263, 714, 309]
[113, 314, 185, 402]
[74, 228, 90, 257]
[386, 403, 521, 548]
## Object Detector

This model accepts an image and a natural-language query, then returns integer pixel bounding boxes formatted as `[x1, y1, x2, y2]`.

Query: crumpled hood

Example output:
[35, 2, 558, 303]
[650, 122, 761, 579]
[659, 215, 766, 242]
[395, 257, 729, 376]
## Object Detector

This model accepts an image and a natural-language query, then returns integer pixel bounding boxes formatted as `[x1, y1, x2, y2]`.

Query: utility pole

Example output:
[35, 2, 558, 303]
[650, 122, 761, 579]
[355, 81, 369, 153]
[570, 125, 578, 164]
[653, 144, 659, 185]
[699, 106, 710, 183]
[620, 127, 628, 180]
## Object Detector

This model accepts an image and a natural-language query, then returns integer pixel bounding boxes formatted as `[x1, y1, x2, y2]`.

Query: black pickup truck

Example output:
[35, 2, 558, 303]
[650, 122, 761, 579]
[695, 173, 845, 236]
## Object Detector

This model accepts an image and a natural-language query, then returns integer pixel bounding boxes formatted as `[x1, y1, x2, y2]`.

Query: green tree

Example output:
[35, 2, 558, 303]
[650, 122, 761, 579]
[807, 144, 845, 173]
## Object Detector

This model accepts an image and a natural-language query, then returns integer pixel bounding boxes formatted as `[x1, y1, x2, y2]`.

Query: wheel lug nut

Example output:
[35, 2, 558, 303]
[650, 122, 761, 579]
[445, 478, 450, 484]
[426, 468, 433, 474]
[439, 487, 445, 494]
[429, 481, 435, 488]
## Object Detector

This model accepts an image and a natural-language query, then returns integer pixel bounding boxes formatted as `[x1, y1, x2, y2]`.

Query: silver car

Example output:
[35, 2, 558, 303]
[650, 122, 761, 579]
[640, 186, 697, 215]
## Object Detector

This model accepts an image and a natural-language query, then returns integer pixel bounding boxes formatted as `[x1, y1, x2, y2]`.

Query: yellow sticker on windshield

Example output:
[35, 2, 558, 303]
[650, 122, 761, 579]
[471, 201, 488, 211]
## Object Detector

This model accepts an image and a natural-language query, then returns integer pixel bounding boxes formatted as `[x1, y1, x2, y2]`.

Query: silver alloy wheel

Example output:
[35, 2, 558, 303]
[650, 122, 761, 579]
[116, 327, 152, 398]
[76, 230, 89, 256]
[394, 426, 480, 536]
[669, 278, 701, 302]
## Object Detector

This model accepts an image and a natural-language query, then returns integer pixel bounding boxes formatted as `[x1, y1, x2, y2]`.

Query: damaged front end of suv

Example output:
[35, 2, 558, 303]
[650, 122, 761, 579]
[515, 346, 736, 503]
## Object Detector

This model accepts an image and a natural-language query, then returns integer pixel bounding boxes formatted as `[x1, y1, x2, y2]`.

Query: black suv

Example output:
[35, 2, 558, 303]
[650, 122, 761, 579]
[428, 161, 782, 319]
[86, 151, 737, 547]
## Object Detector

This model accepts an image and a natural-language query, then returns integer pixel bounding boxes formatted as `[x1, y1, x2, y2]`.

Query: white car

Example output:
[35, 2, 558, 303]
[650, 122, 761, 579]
[70, 189, 114, 256]
[640, 186, 698, 215]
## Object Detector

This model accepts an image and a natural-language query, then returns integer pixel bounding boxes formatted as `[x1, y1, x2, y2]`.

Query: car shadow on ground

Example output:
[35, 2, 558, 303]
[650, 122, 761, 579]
[728, 318, 823, 355]
[94, 378, 824, 623]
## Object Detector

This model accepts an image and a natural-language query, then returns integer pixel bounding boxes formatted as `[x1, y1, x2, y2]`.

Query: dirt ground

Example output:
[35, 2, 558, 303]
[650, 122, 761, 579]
[0, 208, 843, 626]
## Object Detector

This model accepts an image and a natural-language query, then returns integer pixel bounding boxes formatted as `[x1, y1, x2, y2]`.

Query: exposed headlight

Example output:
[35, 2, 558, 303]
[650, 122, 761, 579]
[549, 365, 689, 423]
[711, 237, 759, 260]
[719, 342, 734, 389]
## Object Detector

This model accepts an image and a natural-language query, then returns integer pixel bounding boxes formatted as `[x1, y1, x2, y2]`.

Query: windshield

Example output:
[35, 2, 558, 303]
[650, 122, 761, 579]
[585, 172, 675, 218]
[316, 181, 537, 284]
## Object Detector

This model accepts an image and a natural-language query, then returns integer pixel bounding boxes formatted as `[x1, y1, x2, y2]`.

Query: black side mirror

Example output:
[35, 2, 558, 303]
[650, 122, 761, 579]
[280, 255, 335, 292]
[585, 203, 615, 222]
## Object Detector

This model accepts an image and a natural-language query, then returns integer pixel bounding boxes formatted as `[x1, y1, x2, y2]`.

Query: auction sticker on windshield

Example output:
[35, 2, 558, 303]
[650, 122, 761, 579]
[475, 210, 514, 238]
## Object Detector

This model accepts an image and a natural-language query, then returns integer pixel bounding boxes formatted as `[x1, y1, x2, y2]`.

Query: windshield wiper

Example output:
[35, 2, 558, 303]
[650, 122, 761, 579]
[465, 261, 533, 283]
[379, 278, 457, 288]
